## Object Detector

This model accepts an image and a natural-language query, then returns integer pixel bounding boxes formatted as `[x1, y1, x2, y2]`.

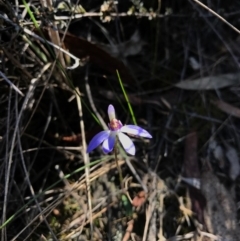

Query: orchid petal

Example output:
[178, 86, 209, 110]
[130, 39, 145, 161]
[87, 131, 110, 153]
[118, 132, 136, 155]
[102, 132, 116, 153]
[108, 104, 116, 121]
[120, 125, 152, 138]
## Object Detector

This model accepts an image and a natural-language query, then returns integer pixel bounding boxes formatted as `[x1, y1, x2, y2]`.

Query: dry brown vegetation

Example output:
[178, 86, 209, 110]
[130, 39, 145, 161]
[1, 0, 240, 240]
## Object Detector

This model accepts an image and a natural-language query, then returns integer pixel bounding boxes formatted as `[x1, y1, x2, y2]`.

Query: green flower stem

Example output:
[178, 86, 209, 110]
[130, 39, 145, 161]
[114, 144, 124, 190]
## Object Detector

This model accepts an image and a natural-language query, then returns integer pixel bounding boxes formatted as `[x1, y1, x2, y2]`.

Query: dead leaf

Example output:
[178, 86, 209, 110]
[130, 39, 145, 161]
[61, 134, 82, 143]
[213, 145, 225, 169]
[209, 139, 225, 169]
[225, 145, 240, 181]
[36, 28, 134, 84]
[132, 191, 147, 208]
[99, 31, 146, 58]
[180, 177, 200, 189]
[189, 56, 200, 70]
[175, 73, 240, 90]
[211, 100, 240, 118]
[52, 208, 60, 216]
[59, 31, 134, 84]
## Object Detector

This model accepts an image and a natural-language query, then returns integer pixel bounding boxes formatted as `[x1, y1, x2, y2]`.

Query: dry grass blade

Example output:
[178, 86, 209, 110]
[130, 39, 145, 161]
[75, 87, 93, 237]
[40, 0, 66, 68]
[143, 191, 157, 241]
[23, 28, 81, 69]
[192, 0, 240, 35]
[72, 159, 125, 191]
[125, 157, 148, 193]
[1, 64, 52, 240]
[211, 99, 240, 118]
[0, 71, 24, 96]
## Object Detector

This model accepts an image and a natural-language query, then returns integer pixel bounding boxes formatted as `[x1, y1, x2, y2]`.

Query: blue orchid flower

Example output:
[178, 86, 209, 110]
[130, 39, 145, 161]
[87, 104, 152, 155]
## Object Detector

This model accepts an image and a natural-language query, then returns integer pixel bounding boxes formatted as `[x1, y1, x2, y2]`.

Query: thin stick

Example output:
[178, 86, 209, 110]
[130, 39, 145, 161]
[192, 0, 240, 35]
[75, 87, 93, 237]
[53, 12, 164, 21]
[84, 65, 108, 130]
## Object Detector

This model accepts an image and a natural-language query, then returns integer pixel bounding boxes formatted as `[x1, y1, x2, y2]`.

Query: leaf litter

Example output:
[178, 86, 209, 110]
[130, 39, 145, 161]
[1, 0, 240, 241]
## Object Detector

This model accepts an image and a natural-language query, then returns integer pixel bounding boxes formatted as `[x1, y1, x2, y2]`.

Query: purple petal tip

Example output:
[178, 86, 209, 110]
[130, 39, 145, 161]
[86, 131, 109, 153]
[120, 125, 152, 138]
[108, 104, 114, 112]
[108, 104, 116, 120]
